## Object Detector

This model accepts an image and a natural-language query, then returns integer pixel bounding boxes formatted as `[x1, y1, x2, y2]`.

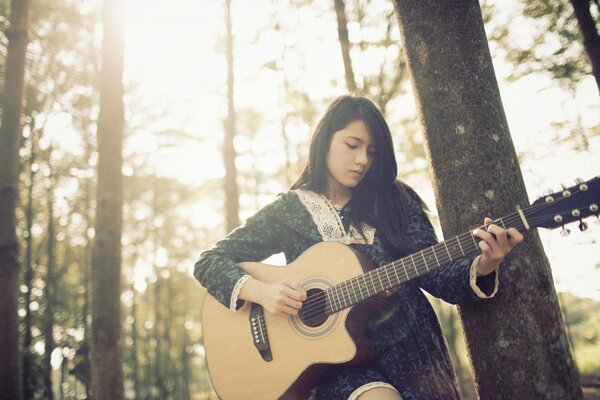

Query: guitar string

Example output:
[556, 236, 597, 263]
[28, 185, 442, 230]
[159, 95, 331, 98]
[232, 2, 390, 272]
[294, 193, 594, 321]
[295, 214, 523, 321]
[299, 205, 592, 322]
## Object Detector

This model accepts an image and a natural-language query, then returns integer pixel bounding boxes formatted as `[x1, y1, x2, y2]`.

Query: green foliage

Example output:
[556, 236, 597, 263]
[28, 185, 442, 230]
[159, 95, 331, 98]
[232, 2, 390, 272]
[485, 0, 592, 90]
[559, 293, 600, 374]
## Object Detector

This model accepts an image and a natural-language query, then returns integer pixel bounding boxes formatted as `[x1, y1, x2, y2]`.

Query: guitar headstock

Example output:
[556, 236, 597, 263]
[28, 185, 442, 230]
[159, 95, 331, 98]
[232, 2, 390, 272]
[526, 177, 599, 233]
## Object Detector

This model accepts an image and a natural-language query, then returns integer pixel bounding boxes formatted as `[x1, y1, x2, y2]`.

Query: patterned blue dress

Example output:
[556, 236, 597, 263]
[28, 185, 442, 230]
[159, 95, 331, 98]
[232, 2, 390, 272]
[194, 190, 497, 399]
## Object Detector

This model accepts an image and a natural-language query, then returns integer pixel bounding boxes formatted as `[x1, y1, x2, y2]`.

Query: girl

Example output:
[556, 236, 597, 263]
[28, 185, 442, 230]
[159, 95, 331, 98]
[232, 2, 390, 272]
[194, 95, 523, 400]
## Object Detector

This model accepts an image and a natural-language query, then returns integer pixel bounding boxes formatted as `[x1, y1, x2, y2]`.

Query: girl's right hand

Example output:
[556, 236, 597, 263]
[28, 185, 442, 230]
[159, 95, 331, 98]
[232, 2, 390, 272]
[259, 280, 307, 317]
[239, 277, 307, 317]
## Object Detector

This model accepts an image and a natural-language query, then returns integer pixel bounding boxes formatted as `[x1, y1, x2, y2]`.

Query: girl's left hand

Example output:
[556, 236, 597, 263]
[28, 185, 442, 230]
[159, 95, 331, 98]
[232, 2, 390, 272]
[472, 217, 524, 276]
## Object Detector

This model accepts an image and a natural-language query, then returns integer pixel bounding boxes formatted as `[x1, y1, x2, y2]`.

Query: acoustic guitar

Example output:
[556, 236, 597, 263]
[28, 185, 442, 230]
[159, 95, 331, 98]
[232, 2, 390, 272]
[202, 177, 599, 400]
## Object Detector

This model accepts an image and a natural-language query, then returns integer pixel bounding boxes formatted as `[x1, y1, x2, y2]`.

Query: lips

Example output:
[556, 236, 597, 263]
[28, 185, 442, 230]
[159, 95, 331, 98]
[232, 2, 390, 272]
[349, 170, 363, 177]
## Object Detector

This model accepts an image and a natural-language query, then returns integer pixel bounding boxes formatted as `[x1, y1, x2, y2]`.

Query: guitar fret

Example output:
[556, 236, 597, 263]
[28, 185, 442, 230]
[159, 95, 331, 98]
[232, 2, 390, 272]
[341, 287, 348, 309]
[400, 259, 410, 280]
[358, 278, 368, 300]
[342, 282, 352, 308]
[391, 262, 401, 286]
[443, 241, 452, 260]
[469, 231, 479, 253]
[377, 269, 386, 292]
[350, 277, 359, 304]
[410, 254, 419, 275]
[421, 250, 429, 272]
[384, 267, 393, 290]
[368, 273, 376, 295]
[331, 287, 341, 312]
[456, 236, 465, 256]
[431, 245, 441, 267]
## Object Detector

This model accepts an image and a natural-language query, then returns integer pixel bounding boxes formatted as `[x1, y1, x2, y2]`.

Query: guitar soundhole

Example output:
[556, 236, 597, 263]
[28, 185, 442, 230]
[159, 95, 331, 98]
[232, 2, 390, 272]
[299, 288, 328, 327]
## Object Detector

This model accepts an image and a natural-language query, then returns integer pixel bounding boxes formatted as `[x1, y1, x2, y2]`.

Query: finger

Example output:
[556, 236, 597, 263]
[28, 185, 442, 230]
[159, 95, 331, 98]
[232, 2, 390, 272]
[484, 217, 494, 226]
[283, 280, 307, 301]
[507, 228, 524, 246]
[284, 286, 306, 303]
[477, 240, 495, 259]
[487, 224, 509, 249]
[284, 298, 303, 310]
[281, 305, 299, 316]
[472, 229, 498, 253]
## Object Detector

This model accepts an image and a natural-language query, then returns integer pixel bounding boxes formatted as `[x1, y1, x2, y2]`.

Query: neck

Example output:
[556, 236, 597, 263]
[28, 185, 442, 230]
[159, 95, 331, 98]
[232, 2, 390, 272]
[326, 189, 350, 207]
[326, 179, 351, 207]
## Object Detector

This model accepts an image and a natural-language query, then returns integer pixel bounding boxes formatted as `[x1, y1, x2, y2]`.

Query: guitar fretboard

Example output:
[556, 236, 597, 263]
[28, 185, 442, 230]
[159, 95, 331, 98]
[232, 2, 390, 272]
[323, 210, 528, 315]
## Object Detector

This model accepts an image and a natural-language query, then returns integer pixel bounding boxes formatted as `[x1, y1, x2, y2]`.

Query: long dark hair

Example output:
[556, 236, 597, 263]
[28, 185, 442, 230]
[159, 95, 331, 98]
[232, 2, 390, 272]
[291, 95, 425, 255]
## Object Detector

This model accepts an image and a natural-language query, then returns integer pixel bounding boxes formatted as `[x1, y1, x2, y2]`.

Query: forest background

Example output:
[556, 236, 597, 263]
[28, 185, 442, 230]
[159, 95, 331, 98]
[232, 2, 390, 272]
[0, 0, 599, 399]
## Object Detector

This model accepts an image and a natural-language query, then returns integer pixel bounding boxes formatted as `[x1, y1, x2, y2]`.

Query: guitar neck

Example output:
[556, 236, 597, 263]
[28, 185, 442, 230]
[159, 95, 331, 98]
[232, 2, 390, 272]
[323, 176, 599, 315]
[323, 209, 530, 315]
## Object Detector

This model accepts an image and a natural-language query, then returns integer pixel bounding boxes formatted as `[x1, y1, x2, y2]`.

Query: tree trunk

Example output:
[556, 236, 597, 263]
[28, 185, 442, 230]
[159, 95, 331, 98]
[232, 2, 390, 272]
[333, 0, 358, 93]
[131, 285, 140, 400]
[224, 0, 240, 232]
[568, 0, 600, 93]
[0, 1, 30, 399]
[82, 141, 93, 399]
[392, 1, 583, 398]
[22, 122, 36, 400]
[90, 0, 125, 397]
[43, 181, 56, 400]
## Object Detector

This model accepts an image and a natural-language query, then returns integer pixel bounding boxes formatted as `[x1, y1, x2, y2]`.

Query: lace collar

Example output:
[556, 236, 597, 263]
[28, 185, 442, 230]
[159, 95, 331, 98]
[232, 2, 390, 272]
[292, 189, 376, 245]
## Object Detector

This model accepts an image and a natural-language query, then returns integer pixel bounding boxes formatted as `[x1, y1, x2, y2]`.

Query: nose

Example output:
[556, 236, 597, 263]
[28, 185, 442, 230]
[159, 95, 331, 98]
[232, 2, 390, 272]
[356, 148, 369, 166]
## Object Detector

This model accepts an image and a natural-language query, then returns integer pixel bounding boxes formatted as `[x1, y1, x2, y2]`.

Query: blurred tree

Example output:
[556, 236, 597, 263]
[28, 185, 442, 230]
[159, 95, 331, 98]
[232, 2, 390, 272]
[331, 0, 408, 114]
[224, 0, 240, 232]
[0, 1, 30, 399]
[490, 0, 598, 92]
[14, 0, 100, 394]
[394, 0, 583, 398]
[42, 162, 56, 400]
[21, 117, 37, 400]
[90, 0, 125, 398]
[333, 0, 358, 93]
[568, 0, 599, 92]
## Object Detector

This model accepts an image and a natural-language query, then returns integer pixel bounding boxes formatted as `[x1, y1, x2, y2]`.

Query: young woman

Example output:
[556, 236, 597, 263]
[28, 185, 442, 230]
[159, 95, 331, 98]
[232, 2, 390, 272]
[194, 95, 523, 400]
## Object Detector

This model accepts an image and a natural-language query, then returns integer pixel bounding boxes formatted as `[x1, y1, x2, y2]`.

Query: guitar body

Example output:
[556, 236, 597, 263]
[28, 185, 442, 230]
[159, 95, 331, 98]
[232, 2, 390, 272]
[201, 242, 387, 400]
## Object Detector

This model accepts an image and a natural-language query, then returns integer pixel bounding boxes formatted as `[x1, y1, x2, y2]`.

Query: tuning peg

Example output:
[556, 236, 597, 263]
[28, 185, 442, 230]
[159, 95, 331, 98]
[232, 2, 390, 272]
[579, 221, 588, 232]
[542, 188, 554, 196]
[574, 178, 589, 191]
[560, 227, 571, 237]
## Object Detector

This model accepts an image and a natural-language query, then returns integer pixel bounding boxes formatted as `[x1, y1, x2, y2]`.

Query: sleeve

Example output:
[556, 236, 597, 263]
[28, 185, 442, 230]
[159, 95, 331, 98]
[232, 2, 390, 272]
[404, 193, 499, 305]
[193, 193, 290, 311]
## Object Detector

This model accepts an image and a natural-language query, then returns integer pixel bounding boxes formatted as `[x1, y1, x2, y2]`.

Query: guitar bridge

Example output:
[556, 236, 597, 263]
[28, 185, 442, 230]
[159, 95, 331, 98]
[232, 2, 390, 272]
[249, 303, 272, 362]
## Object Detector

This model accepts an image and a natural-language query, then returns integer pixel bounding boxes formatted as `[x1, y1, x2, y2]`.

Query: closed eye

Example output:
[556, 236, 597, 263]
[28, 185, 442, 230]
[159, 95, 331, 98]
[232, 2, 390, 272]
[345, 143, 358, 149]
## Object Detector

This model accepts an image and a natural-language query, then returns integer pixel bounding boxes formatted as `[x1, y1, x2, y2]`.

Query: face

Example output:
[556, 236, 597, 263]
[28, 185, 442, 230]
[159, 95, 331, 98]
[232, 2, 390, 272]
[325, 120, 376, 198]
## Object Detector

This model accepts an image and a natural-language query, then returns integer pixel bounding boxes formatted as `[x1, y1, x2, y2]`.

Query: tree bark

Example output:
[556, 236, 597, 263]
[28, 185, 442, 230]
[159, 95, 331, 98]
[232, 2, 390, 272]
[131, 286, 140, 400]
[0, 1, 30, 399]
[22, 122, 36, 400]
[569, 0, 600, 93]
[224, 0, 240, 232]
[43, 182, 56, 400]
[90, 0, 125, 397]
[392, 1, 583, 398]
[333, 0, 358, 93]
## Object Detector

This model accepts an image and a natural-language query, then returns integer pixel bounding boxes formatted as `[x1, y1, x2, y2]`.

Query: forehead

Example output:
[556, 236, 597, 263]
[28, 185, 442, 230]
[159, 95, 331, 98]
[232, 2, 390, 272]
[336, 120, 374, 146]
